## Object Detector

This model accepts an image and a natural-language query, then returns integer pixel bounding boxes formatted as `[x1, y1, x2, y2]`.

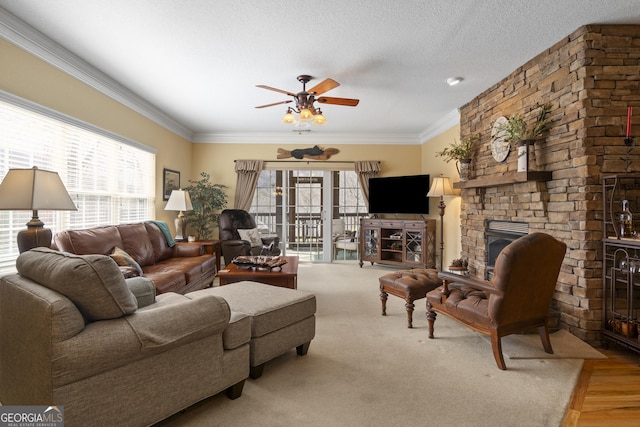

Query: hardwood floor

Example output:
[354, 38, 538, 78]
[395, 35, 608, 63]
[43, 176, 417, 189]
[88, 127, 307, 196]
[563, 343, 640, 426]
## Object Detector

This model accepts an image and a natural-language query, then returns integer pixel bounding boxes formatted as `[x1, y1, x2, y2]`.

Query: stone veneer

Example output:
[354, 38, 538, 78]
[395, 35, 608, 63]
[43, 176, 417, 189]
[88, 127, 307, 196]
[458, 25, 640, 343]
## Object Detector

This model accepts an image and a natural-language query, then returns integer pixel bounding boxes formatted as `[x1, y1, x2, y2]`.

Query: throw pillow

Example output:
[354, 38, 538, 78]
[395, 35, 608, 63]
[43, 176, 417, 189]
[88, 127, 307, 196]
[110, 247, 144, 277]
[16, 247, 138, 322]
[238, 228, 262, 247]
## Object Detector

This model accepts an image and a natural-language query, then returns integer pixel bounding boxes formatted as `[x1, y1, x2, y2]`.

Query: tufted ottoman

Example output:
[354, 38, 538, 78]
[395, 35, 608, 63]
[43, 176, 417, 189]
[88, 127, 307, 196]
[207, 281, 316, 379]
[379, 268, 441, 328]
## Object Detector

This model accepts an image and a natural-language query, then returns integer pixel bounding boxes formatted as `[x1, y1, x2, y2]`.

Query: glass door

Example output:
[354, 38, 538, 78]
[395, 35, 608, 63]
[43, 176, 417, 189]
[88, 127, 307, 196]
[250, 168, 367, 263]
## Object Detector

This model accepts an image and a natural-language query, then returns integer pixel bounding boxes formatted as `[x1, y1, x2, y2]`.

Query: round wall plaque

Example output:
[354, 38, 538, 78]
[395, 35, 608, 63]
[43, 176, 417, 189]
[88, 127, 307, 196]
[491, 116, 510, 163]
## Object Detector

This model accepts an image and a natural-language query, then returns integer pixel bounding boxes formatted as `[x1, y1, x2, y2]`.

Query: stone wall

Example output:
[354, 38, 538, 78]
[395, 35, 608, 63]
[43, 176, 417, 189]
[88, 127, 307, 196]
[458, 25, 640, 343]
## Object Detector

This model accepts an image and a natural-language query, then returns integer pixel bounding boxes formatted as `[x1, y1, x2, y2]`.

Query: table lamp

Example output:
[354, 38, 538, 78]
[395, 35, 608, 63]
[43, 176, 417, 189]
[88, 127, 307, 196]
[427, 175, 456, 270]
[164, 189, 193, 240]
[0, 166, 77, 252]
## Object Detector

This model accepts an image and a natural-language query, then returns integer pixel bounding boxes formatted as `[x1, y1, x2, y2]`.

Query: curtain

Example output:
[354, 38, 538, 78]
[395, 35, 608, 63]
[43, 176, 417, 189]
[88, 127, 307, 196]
[234, 160, 263, 211]
[355, 160, 381, 208]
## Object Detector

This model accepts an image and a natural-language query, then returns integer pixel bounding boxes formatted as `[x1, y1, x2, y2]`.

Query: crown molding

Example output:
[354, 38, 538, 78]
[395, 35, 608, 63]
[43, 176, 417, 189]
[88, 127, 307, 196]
[0, 7, 194, 141]
[419, 108, 460, 142]
[191, 131, 422, 145]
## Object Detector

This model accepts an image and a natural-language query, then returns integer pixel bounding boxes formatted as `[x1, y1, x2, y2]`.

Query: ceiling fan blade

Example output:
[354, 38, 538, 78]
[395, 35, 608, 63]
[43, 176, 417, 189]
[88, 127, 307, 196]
[317, 96, 360, 106]
[307, 78, 339, 96]
[256, 85, 296, 97]
[255, 100, 292, 109]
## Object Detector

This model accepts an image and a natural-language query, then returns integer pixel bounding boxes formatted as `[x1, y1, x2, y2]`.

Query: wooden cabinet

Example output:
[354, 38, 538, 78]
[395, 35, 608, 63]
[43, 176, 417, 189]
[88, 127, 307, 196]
[602, 175, 640, 353]
[359, 218, 436, 269]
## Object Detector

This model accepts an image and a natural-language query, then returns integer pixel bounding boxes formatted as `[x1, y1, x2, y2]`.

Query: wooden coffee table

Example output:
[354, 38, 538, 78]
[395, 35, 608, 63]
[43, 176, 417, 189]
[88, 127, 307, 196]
[217, 256, 299, 289]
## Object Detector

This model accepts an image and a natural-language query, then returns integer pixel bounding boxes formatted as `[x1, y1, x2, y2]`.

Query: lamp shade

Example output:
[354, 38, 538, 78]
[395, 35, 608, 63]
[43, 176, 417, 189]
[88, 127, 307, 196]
[427, 176, 456, 198]
[0, 166, 77, 211]
[164, 190, 193, 212]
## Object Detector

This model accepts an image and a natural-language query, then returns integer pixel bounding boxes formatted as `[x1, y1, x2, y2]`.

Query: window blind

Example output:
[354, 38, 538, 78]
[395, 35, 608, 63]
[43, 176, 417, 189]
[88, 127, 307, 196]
[0, 96, 156, 274]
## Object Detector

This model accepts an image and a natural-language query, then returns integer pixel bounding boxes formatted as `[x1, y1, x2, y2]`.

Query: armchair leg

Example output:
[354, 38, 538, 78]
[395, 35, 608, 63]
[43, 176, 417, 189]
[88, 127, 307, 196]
[538, 323, 554, 354]
[490, 331, 507, 370]
[426, 302, 436, 339]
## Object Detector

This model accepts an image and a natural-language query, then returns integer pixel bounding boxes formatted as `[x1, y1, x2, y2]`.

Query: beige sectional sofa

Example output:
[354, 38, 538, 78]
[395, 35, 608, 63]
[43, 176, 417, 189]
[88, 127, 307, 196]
[0, 247, 317, 427]
[0, 248, 250, 427]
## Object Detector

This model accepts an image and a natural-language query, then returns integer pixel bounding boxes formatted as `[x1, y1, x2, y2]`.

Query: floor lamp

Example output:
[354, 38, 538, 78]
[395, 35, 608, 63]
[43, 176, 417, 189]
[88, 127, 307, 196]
[427, 175, 456, 271]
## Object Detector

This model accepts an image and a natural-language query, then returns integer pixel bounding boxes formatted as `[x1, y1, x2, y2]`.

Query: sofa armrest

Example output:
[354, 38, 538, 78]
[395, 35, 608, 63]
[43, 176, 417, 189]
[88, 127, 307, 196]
[221, 240, 251, 262]
[51, 292, 231, 386]
[172, 241, 206, 257]
[437, 271, 501, 296]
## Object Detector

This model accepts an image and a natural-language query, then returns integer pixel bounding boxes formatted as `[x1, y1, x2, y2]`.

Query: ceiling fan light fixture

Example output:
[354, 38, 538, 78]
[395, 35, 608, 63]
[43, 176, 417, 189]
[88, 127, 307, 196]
[312, 110, 327, 125]
[446, 76, 463, 86]
[282, 108, 297, 124]
[299, 108, 314, 121]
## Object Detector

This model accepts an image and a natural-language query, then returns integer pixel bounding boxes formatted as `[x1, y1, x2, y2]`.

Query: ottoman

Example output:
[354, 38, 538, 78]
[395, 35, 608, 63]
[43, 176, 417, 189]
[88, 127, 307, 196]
[208, 281, 316, 379]
[379, 268, 441, 328]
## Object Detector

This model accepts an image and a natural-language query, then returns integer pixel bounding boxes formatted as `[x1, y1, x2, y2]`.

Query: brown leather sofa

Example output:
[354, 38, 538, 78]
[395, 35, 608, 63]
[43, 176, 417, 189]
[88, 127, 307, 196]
[53, 221, 216, 294]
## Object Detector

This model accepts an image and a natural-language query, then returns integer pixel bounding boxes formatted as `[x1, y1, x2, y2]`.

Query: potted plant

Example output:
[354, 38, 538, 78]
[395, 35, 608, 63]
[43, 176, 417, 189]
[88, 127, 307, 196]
[436, 134, 480, 181]
[183, 172, 229, 240]
[448, 257, 469, 272]
[492, 102, 553, 171]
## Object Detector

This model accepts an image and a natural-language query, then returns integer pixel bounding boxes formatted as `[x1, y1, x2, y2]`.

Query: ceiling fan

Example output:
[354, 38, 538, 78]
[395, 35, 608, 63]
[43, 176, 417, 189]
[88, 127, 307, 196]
[255, 75, 359, 127]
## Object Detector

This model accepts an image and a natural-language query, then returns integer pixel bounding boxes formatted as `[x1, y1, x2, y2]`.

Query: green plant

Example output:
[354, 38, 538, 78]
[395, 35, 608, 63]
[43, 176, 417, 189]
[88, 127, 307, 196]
[435, 134, 480, 163]
[449, 258, 468, 269]
[183, 172, 228, 240]
[494, 102, 553, 147]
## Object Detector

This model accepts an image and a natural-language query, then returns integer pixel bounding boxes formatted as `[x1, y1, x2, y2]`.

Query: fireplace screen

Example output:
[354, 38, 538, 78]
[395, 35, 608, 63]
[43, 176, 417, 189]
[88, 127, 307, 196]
[485, 220, 528, 279]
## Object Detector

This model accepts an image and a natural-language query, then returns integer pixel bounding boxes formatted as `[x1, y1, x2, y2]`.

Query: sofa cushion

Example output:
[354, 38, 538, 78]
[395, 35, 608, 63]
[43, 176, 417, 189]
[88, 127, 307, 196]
[16, 247, 138, 322]
[118, 223, 155, 267]
[144, 221, 173, 262]
[54, 225, 123, 255]
[110, 247, 143, 276]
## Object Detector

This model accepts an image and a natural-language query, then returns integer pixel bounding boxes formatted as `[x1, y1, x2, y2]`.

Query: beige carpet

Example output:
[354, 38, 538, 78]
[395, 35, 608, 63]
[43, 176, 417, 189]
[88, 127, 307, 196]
[156, 262, 595, 427]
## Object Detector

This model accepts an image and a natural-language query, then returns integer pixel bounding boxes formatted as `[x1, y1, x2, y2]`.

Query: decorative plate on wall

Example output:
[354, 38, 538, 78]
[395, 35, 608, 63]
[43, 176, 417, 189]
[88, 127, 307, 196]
[491, 116, 510, 163]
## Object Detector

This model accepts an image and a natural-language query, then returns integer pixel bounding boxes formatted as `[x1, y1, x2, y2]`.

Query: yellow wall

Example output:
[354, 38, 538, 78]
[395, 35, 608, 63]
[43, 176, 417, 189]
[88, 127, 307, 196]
[1, 37, 462, 263]
[191, 142, 423, 202]
[0, 38, 193, 228]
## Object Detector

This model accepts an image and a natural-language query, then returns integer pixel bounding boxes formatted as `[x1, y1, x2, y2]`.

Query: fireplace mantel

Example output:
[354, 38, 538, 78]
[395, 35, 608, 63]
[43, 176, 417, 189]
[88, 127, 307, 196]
[453, 171, 553, 189]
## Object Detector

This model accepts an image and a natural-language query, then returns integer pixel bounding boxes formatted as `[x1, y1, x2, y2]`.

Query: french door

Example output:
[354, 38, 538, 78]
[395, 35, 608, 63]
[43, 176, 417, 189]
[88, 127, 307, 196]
[250, 168, 367, 262]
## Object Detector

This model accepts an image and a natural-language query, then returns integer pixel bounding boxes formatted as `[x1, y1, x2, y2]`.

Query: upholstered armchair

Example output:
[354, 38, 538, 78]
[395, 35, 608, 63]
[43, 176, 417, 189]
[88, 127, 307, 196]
[218, 209, 281, 264]
[426, 232, 566, 370]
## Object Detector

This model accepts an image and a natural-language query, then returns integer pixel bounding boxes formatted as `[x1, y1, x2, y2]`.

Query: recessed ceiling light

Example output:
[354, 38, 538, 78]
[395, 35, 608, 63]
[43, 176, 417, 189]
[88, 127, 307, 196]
[446, 77, 463, 86]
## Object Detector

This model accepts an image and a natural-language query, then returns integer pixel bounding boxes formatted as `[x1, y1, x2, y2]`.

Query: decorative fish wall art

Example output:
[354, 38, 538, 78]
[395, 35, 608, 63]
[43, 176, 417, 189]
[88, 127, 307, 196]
[276, 145, 339, 160]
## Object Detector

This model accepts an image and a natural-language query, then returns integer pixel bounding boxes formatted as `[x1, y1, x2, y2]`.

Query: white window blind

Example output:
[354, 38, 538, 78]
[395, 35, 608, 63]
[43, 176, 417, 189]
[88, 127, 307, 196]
[0, 95, 156, 274]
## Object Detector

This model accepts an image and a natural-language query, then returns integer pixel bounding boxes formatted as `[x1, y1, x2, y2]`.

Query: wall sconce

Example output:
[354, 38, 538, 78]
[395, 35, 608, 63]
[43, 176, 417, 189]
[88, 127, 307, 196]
[0, 166, 77, 252]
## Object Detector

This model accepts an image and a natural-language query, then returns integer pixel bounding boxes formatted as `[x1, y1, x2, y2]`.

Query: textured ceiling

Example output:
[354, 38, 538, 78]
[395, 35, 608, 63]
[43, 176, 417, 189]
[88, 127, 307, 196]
[1, 0, 640, 144]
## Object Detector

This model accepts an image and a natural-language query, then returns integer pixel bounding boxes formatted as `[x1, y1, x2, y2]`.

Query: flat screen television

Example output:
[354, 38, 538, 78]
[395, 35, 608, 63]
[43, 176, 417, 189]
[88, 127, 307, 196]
[368, 174, 430, 215]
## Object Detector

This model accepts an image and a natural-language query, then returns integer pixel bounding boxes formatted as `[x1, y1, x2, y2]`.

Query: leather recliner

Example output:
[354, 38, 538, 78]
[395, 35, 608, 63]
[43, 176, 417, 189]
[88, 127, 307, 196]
[426, 232, 567, 370]
[218, 209, 281, 264]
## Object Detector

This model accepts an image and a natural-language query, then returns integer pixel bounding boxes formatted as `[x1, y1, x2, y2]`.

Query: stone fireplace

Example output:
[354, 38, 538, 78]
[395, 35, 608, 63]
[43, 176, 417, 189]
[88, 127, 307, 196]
[457, 25, 640, 344]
